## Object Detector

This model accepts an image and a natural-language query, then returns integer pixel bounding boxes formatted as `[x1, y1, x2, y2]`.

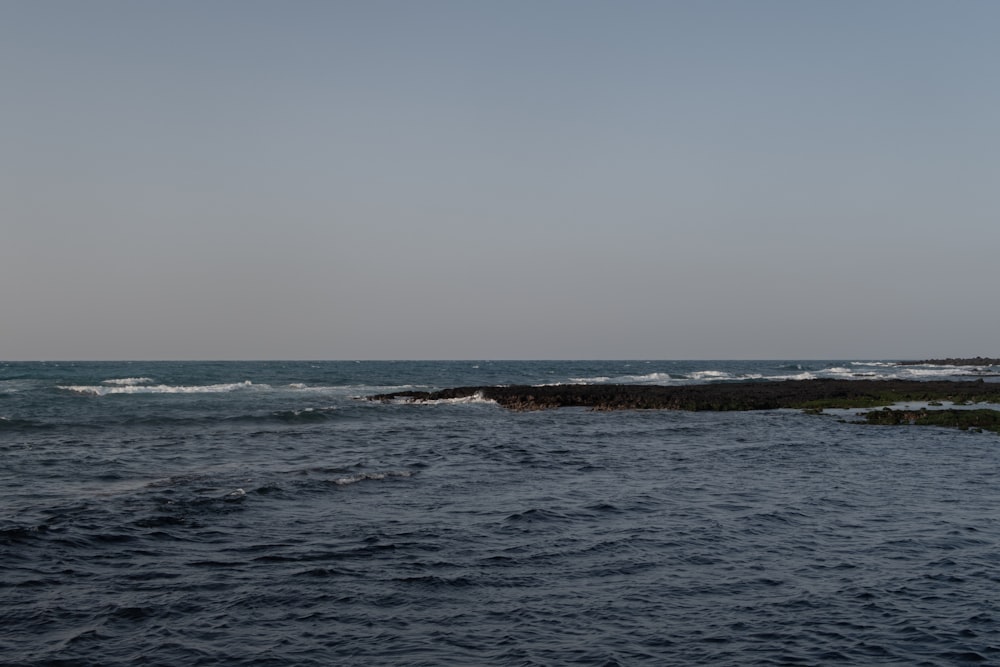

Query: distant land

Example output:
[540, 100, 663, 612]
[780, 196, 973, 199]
[897, 357, 1000, 366]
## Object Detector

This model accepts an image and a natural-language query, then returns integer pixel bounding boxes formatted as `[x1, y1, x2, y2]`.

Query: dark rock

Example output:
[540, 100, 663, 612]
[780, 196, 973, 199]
[370, 379, 1000, 412]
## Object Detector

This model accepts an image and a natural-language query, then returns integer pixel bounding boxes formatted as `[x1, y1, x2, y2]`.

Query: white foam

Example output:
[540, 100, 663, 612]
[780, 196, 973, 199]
[102, 377, 154, 386]
[623, 372, 675, 383]
[282, 383, 345, 393]
[569, 372, 676, 385]
[285, 383, 422, 395]
[58, 380, 260, 396]
[768, 372, 817, 381]
[405, 390, 497, 406]
[837, 361, 1000, 381]
[333, 470, 413, 486]
[0, 380, 30, 394]
[569, 376, 613, 384]
[902, 367, 986, 378]
[840, 366, 987, 381]
[688, 370, 733, 380]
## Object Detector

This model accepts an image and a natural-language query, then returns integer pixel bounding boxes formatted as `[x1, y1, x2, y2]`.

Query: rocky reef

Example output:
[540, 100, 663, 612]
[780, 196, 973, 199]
[864, 408, 1000, 433]
[371, 379, 1000, 412]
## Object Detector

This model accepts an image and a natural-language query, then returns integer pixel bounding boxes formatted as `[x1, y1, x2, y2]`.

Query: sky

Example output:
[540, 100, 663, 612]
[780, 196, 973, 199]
[2, 1, 998, 360]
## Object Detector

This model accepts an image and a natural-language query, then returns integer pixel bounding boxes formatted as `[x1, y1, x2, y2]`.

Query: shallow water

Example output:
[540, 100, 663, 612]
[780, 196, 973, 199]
[2, 361, 999, 665]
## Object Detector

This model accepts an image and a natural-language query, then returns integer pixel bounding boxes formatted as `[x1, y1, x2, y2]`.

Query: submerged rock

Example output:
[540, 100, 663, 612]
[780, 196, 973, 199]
[864, 408, 1000, 433]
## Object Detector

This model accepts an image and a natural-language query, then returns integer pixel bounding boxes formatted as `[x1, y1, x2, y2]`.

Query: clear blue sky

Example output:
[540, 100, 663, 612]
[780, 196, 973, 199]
[3, 1, 998, 360]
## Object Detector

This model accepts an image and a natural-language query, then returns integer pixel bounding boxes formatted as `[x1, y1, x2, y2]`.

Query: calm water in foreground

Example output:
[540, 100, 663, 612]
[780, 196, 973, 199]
[2, 360, 999, 666]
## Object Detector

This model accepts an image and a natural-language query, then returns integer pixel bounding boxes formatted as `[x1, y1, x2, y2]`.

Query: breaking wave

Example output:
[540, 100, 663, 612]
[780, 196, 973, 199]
[58, 380, 259, 396]
[332, 470, 414, 486]
[396, 391, 498, 406]
[570, 372, 678, 385]
[269, 407, 338, 423]
[565, 362, 993, 385]
[101, 377, 154, 386]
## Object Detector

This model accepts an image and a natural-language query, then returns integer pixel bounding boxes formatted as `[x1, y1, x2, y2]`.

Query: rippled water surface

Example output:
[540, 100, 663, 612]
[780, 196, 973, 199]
[2, 361, 999, 665]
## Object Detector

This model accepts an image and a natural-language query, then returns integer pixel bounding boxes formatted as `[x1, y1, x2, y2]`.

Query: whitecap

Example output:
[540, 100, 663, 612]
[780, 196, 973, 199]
[569, 376, 613, 384]
[58, 380, 260, 396]
[405, 391, 498, 406]
[102, 377, 154, 386]
[903, 367, 987, 378]
[569, 372, 675, 385]
[687, 370, 733, 381]
[767, 372, 817, 381]
[0, 379, 34, 394]
[284, 383, 390, 394]
[333, 470, 413, 486]
[622, 372, 675, 384]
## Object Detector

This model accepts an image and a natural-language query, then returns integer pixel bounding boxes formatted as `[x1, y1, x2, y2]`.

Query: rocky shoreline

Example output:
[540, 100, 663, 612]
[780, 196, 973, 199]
[371, 378, 1000, 412]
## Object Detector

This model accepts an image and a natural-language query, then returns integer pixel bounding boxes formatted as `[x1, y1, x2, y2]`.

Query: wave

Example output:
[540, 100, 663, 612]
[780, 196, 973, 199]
[568, 375, 613, 384]
[567, 363, 996, 386]
[899, 366, 996, 378]
[127, 406, 342, 427]
[11, 405, 348, 429]
[332, 470, 414, 486]
[569, 370, 770, 385]
[0, 416, 49, 430]
[569, 372, 675, 385]
[395, 391, 498, 406]
[766, 372, 817, 381]
[620, 372, 677, 383]
[832, 363, 999, 380]
[58, 381, 260, 396]
[0, 379, 37, 395]
[102, 377, 154, 386]
[269, 407, 338, 423]
[0, 524, 49, 543]
[688, 370, 730, 380]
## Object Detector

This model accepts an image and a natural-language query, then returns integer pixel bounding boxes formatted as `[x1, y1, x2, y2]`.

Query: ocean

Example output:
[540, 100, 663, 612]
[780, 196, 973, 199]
[2, 360, 998, 666]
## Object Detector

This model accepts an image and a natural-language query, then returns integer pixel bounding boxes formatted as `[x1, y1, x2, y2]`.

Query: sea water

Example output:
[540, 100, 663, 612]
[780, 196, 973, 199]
[2, 360, 998, 666]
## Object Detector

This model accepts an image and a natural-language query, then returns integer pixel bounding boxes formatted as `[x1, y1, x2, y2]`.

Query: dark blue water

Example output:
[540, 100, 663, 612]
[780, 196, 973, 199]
[2, 361, 999, 665]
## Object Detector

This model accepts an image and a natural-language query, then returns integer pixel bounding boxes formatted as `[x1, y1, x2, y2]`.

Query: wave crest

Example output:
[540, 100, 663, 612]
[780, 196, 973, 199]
[59, 380, 259, 396]
[102, 377, 154, 386]
[399, 391, 498, 406]
[333, 470, 414, 486]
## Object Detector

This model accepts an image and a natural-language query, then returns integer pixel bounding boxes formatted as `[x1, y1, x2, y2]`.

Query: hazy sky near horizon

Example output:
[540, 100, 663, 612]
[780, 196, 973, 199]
[3, 1, 998, 360]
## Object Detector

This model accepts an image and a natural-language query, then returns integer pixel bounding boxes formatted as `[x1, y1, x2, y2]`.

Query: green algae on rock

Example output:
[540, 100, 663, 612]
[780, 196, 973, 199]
[863, 408, 1000, 433]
